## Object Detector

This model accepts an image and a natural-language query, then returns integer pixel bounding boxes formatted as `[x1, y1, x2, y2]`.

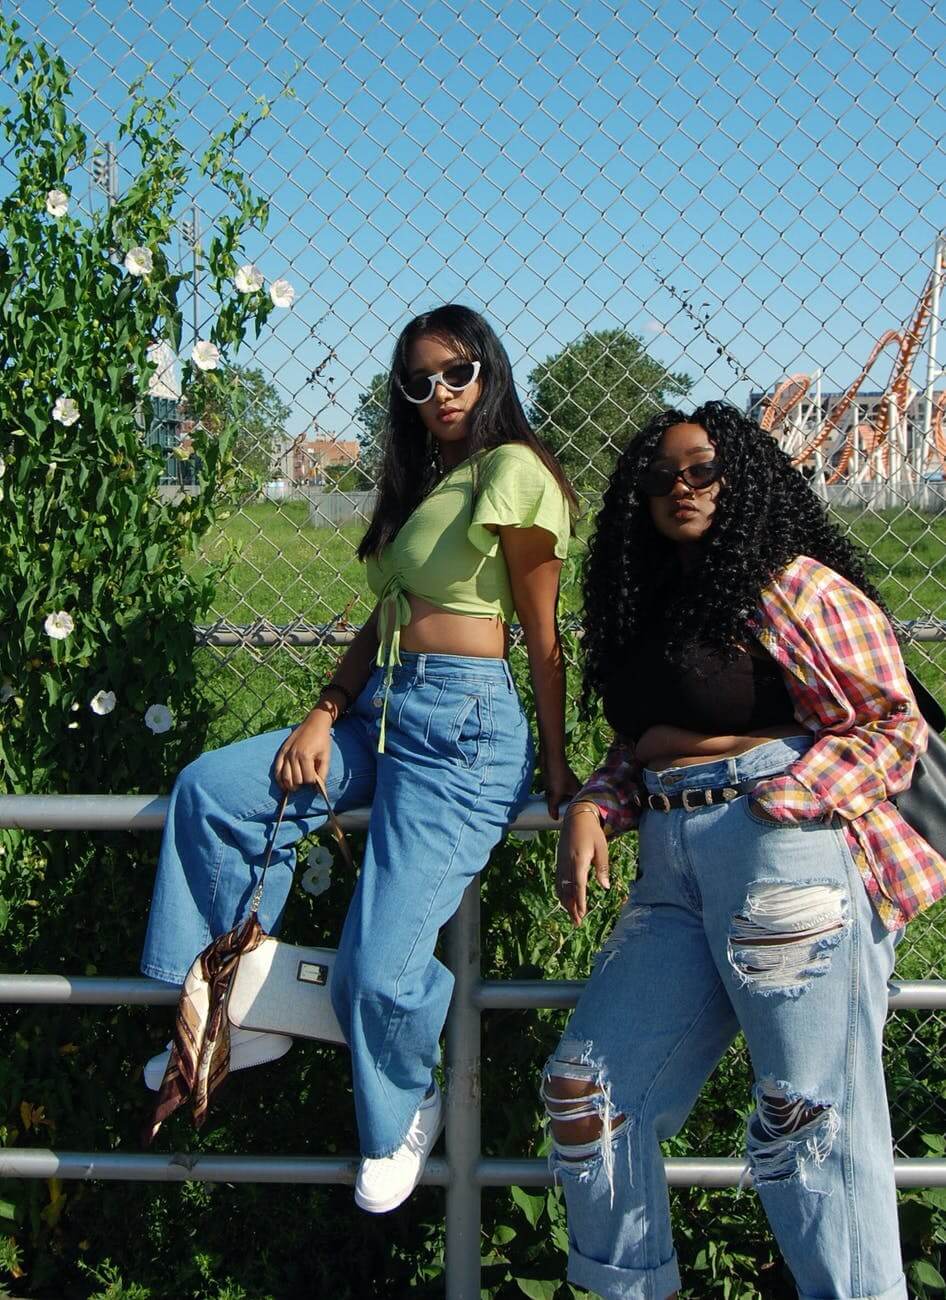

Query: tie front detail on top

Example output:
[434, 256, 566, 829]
[365, 443, 571, 750]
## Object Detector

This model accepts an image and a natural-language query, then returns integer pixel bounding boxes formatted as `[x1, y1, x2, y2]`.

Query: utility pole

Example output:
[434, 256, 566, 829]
[180, 205, 202, 344]
[91, 141, 118, 206]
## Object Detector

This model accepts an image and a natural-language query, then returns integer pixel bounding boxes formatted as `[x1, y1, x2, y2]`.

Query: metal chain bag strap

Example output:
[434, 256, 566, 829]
[228, 773, 355, 1044]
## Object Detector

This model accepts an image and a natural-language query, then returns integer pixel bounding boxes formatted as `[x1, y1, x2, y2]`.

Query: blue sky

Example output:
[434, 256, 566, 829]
[6, 0, 945, 438]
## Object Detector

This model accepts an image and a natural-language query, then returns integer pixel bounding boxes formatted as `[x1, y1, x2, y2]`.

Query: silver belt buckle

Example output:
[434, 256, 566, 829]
[681, 788, 707, 812]
[649, 792, 671, 812]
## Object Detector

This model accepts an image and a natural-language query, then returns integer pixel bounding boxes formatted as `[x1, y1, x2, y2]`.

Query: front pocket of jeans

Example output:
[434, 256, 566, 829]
[451, 694, 482, 769]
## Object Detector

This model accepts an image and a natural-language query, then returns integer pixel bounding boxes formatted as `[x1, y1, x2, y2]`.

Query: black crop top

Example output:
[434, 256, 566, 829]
[603, 632, 797, 742]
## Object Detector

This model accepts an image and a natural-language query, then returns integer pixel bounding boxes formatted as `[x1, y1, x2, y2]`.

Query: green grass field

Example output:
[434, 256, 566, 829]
[191, 498, 946, 756]
[200, 499, 946, 621]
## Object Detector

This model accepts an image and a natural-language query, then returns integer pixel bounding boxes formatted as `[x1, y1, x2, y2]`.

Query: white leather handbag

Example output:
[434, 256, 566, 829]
[229, 933, 346, 1043]
[228, 775, 354, 1045]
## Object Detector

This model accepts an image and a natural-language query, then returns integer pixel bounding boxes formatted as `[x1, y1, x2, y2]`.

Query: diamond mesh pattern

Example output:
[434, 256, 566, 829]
[10, 0, 945, 1158]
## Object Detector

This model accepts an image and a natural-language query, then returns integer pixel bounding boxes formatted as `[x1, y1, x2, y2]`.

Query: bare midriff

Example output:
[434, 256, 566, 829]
[398, 592, 508, 658]
[637, 722, 807, 772]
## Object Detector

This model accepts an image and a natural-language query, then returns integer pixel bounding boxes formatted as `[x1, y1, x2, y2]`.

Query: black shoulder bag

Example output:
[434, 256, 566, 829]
[892, 671, 946, 859]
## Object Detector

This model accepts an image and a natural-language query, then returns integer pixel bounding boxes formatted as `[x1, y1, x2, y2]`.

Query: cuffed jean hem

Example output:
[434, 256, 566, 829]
[567, 1248, 680, 1300]
[141, 963, 185, 986]
[797, 1277, 908, 1300]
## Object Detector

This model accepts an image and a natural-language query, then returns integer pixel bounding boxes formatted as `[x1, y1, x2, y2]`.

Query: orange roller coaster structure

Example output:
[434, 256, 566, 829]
[759, 235, 945, 486]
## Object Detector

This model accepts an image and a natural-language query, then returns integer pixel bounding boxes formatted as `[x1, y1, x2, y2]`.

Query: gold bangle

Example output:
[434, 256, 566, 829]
[564, 802, 602, 822]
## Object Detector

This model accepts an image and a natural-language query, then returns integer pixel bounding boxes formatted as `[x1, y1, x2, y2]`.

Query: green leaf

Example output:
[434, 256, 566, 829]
[510, 1184, 545, 1228]
[911, 1261, 946, 1290]
[514, 1281, 558, 1300]
[0, 1198, 18, 1221]
[491, 1224, 516, 1245]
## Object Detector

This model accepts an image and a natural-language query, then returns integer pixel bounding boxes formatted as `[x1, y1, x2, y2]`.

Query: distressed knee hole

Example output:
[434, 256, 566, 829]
[728, 881, 847, 996]
[746, 1079, 839, 1190]
[542, 1050, 627, 1204]
[543, 1075, 626, 1154]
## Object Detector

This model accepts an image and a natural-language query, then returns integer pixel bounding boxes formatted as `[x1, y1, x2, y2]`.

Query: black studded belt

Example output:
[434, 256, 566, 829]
[643, 778, 763, 813]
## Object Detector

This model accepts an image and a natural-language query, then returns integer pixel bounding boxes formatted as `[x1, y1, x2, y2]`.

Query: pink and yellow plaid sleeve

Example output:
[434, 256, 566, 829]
[572, 736, 642, 837]
[753, 575, 926, 823]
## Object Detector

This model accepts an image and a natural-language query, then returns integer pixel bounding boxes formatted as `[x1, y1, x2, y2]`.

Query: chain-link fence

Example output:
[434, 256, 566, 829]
[5, 0, 946, 1281]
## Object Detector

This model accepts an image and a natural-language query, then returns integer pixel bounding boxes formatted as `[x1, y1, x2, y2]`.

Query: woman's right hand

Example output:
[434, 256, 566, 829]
[556, 803, 610, 926]
[273, 709, 333, 793]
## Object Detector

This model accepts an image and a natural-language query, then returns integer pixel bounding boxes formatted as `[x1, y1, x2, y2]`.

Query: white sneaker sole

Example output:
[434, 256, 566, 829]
[143, 1029, 293, 1091]
[354, 1092, 444, 1214]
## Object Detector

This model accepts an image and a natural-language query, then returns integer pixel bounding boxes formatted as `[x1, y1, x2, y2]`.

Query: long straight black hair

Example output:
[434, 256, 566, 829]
[358, 304, 576, 559]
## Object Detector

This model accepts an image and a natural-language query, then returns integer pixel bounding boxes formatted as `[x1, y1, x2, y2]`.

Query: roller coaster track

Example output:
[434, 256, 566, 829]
[760, 243, 944, 481]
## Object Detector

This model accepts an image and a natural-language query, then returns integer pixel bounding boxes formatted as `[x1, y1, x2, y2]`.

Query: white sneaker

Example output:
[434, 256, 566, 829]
[354, 1083, 444, 1214]
[143, 1027, 293, 1091]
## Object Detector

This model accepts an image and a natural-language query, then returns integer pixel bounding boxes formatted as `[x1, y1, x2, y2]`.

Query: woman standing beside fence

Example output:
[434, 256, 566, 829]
[545, 402, 946, 1299]
[141, 303, 578, 1212]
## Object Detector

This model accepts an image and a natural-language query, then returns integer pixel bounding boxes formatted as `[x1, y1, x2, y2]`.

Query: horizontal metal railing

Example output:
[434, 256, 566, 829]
[192, 617, 946, 651]
[2, 794, 944, 1298]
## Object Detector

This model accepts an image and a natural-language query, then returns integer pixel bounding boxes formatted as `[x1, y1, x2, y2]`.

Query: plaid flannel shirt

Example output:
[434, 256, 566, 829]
[576, 555, 946, 929]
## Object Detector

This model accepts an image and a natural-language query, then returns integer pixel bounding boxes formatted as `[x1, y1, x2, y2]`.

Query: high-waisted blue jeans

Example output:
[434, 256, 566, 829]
[142, 652, 534, 1157]
[545, 737, 905, 1300]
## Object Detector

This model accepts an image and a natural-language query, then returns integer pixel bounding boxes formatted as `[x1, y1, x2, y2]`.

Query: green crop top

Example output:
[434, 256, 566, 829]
[364, 442, 571, 748]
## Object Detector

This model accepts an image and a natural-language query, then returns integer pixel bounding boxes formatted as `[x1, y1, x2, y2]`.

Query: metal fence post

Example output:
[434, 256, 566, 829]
[444, 876, 482, 1300]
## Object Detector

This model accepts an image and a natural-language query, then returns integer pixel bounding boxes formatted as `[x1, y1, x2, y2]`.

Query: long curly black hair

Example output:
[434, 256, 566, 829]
[580, 400, 881, 715]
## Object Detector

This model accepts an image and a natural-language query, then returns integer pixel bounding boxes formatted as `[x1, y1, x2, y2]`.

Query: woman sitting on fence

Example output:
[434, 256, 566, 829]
[141, 302, 578, 1212]
[546, 401, 946, 1300]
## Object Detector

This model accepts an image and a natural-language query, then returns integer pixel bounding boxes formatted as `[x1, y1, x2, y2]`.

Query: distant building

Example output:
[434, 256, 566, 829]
[289, 436, 360, 485]
[143, 341, 198, 487]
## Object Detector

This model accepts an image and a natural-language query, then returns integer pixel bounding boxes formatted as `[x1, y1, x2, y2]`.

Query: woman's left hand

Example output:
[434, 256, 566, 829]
[542, 757, 581, 820]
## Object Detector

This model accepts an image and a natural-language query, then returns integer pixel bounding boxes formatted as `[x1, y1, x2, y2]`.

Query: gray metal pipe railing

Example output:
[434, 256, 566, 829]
[2, 974, 944, 1011]
[2, 1149, 945, 1189]
[0, 796, 556, 833]
[2, 794, 945, 1299]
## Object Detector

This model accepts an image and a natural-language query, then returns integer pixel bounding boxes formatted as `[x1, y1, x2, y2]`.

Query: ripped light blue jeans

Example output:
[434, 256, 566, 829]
[545, 737, 905, 1300]
[142, 652, 533, 1158]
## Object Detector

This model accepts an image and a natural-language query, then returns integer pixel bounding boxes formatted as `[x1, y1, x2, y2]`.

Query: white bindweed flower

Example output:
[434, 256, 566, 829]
[0, 457, 5, 477]
[90, 690, 116, 716]
[191, 340, 220, 371]
[52, 396, 79, 427]
[67, 721, 79, 730]
[44, 610, 74, 640]
[46, 188, 69, 217]
[124, 246, 154, 278]
[301, 844, 333, 897]
[269, 278, 295, 308]
[1, 681, 14, 704]
[234, 263, 264, 293]
[144, 703, 173, 734]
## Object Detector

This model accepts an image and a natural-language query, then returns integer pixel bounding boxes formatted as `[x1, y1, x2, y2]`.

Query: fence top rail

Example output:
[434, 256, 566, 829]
[194, 618, 946, 648]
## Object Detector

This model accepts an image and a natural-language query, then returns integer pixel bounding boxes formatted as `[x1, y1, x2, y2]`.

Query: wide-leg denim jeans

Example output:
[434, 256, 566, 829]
[142, 652, 534, 1157]
[545, 737, 905, 1300]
